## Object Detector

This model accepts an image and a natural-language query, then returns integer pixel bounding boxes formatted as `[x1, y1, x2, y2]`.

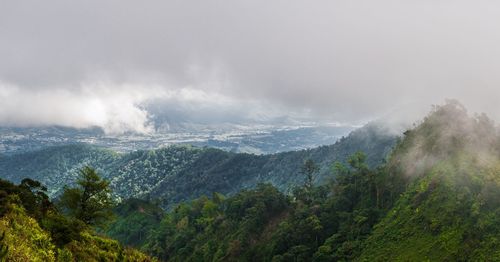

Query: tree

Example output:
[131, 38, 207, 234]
[19, 178, 52, 219]
[301, 159, 319, 191]
[59, 166, 114, 227]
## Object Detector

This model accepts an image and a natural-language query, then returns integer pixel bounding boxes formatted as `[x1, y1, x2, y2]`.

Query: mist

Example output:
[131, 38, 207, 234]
[389, 100, 500, 179]
[2, 0, 500, 133]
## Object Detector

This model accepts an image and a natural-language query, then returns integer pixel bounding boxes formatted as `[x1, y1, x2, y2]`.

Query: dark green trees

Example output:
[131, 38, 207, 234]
[143, 184, 289, 261]
[301, 159, 319, 190]
[18, 178, 52, 220]
[0, 231, 8, 261]
[59, 166, 114, 227]
[136, 151, 405, 261]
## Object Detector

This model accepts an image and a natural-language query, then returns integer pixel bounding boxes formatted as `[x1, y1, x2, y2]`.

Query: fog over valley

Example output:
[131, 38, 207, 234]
[3, 1, 500, 261]
[2, 0, 500, 136]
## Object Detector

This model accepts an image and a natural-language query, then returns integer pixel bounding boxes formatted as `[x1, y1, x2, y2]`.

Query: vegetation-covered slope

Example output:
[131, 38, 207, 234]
[0, 144, 119, 196]
[360, 101, 500, 261]
[3, 101, 498, 261]
[105, 101, 500, 261]
[105, 198, 165, 248]
[0, 178, 153, 261]
[0, 123, 396, 208]
[108, 149, 404, 261]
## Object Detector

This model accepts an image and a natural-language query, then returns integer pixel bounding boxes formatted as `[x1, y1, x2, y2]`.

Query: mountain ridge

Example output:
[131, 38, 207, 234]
[107, 101, 500, 261]
[360, 101, 500, 260]
[0, 123, 397, 208]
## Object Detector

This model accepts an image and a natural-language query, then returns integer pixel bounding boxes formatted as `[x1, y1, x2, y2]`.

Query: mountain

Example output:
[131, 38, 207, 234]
[104, 101, 500, 261]
[0, 123, 396, 208]
[360, 101, 500, 261]
[4, 101, 497, 261]
[0, 125, 354, 155]
[0, 144, 120, 196]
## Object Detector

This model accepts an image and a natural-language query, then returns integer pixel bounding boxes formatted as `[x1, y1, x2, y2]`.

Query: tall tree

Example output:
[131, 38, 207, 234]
[59, 166, 114, 227]
[301, 159, 319, 191]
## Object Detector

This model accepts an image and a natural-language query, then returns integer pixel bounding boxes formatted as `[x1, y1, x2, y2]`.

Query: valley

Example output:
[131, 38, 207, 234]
[0, 123, 395, 209]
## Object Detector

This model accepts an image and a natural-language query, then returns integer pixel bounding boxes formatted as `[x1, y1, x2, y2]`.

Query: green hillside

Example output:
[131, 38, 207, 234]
[0, 178, 154, 261]
[2, 101, 498, 261]
[360, 101, 500, 261]
[0, 124, 396, 208]
[104, 101, 500, 261]
[109, 150, 404, 261]
[105, 198, 165, 248]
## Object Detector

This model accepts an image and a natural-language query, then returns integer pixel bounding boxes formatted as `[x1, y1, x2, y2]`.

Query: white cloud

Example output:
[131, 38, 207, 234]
[0, 78, 313, 134]
[2, 0, 500, 130]
[0, 81, 157, 134]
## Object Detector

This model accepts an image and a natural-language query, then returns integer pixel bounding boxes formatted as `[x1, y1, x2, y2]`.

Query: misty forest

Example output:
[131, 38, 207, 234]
[3, 102, 500, 261]
[3, 1, 500, 261]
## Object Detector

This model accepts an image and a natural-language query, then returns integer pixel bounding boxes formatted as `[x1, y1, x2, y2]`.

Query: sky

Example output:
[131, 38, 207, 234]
[1, 0, 500, 134]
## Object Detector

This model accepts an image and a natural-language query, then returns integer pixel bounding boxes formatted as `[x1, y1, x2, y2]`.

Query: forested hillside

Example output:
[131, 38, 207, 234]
[105, 101, 500, 261]
[0, 145, 119, 196]
[2, 102, 499, 261]
[360, 102, 500, 260]
[108, 152, 405, 261]
[0, 123, 396, 208]
[0, 177, 153, 261]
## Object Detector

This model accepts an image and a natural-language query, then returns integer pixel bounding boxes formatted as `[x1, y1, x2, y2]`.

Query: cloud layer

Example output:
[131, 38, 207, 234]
[2, 0, 500, 133]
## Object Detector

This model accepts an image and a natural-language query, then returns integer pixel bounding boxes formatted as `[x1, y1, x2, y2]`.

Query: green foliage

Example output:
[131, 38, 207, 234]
[0, 177, 154, 261]
[359, 154, 500, 261]
[105, 198, 164, 248]
[136, 151, 403, 261]
[59, 166, 114, 227]
[41, 212, 85, 247]
[0, 178, 53, 220]
[0, 124, 397, 209]
[115, 101, 500, 262]
[301, 159, 319, 192]
[0, 231, 8, 261]
[0, 144, 119, 197]
[143, 184, 290, 261]
[10, 101, 500, 261]
[64, 231, 154, 262]
[0, 201, 56, 261]
[358, 101, 500, 261]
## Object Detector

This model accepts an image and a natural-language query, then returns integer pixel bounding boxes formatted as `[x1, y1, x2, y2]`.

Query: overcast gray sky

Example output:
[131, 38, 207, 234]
[1, 0, 500, 133]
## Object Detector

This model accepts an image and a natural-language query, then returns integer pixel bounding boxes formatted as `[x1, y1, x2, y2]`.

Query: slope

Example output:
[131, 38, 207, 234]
[0, 178, 154, 261]
[360, 101, 500, 261]
[0, 123, 396, 208]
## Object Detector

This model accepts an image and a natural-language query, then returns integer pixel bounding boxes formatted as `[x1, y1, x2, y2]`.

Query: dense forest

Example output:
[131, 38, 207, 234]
[0, 171, 153, 261]
[107, 151, 405, 261]
[0, 124, 396, 209]
[105, 101, 500, 261]
[2, 101, 500, 261]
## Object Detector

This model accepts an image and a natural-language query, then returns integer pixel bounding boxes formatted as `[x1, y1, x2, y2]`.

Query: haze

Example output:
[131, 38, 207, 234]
[1, 0, 500, 133]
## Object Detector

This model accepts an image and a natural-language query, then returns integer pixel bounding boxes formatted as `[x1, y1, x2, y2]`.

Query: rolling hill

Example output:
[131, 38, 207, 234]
[108, 101, 500, 261]
[0, 123, 396, 208]
[360, 102, 500, 261]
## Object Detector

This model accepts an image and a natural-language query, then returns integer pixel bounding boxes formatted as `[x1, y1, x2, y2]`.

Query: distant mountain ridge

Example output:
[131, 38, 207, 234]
[0, 123, 397, 208]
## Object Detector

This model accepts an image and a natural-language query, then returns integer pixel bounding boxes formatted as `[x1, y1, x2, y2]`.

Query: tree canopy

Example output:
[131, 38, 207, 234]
[59, 166, 114, 227]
